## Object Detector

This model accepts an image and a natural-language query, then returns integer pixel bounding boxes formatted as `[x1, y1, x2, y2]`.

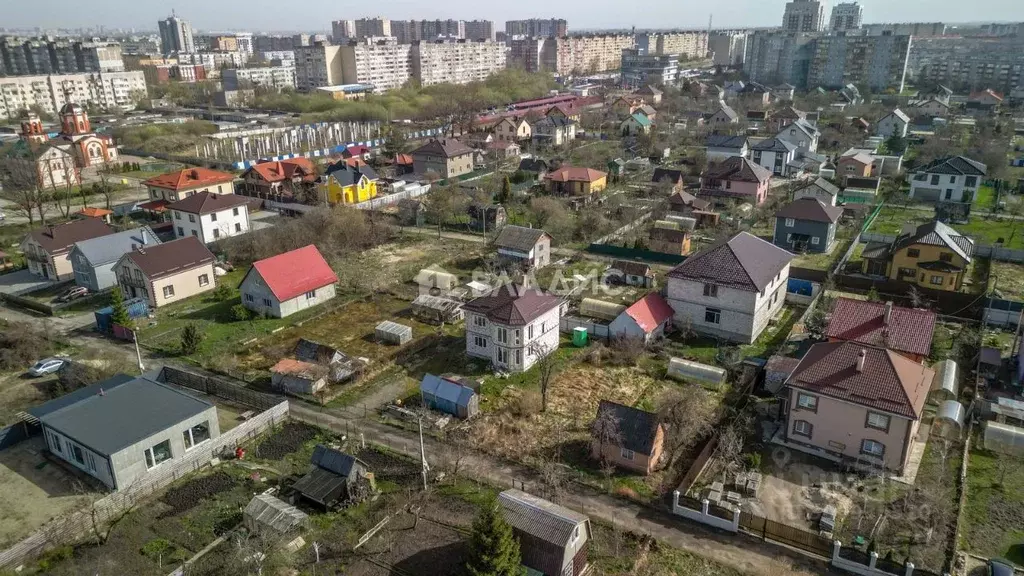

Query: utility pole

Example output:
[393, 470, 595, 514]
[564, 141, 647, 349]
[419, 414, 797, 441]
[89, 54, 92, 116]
[132, 329, 145, 374]
[418, 417, 429, 490]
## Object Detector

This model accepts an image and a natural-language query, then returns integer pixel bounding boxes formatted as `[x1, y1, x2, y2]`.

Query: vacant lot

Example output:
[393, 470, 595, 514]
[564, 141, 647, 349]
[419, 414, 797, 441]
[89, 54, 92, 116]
[0, 436, 102, 549]
[990, 260, 1024, 302]
[961, 448, 1024, 566]
[869, 204, 1024, 249]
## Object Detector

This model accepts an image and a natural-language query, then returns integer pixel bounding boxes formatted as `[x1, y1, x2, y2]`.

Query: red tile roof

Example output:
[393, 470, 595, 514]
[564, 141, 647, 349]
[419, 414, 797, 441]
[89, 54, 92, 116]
[143, 167, 236, 191]
[623, 293, 674, 334]
[343, 145, 371, 157]
[824, 298, 936, 357]
[787, 342, 933, 419]
[167, 192, 251, 215]
[393, 154, 414, 166]
[544, 166, 607, 183]
[270, 358, 321, 378]
[77, 207, 113, 218]
[250, 244, 338, 302]
[138, 199, 170, 212]
[248, 158, 316, 183]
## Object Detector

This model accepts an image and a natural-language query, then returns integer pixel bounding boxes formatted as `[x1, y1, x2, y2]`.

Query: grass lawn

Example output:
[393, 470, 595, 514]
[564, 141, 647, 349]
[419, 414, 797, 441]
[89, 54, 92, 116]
[868, 204, 1024, 249]
[990, 260, 1024, 301]
[791, 238, 852, 272]
[962, 448, 1024, 565]
[976, 185, 996, 209]
[867, 205, 932, 235]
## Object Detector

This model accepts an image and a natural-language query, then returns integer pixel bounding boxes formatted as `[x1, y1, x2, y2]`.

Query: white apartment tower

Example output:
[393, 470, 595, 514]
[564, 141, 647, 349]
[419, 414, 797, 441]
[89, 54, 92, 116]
[294, 44, 344, 91]
[829, 2, 863, 32]
[339, 39, 413, 92]
[783, 0, 827, 33]
[412, 40, 507, 86]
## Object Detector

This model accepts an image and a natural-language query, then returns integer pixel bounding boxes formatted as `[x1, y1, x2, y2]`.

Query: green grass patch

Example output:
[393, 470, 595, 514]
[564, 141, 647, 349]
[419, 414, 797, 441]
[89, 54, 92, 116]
[791, 238, 852, 272]
[976, 185, 996, 209]
[962, 448, 1024, 565]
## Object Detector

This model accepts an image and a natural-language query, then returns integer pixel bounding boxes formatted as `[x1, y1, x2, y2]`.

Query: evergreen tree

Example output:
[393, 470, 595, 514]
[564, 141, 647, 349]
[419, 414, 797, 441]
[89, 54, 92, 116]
[466, 501, 524, 576]
[497, 175, 512, 205]
[109, 287, 131, 326]
[180, 323, 203, 355]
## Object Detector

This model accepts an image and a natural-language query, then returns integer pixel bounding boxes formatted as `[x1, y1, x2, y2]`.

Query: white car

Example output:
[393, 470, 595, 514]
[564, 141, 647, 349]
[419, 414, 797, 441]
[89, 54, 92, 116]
[28, 357, 66, 377]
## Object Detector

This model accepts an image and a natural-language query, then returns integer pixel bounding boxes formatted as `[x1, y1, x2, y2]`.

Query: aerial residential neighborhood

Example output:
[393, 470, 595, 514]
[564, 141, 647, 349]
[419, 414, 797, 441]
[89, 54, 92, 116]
[0, 3, 1022, 576]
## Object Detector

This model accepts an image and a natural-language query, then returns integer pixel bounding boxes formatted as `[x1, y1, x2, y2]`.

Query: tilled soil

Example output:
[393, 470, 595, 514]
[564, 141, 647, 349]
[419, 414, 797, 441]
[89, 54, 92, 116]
[160, 472, 238, 516]
[254, 421, 319, 460]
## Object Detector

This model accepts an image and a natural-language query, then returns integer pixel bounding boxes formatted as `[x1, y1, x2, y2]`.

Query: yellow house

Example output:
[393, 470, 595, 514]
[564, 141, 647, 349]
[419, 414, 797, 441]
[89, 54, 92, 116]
[543, 166, 608, 196]
[323, 162, 379, 205]
[861, 220, 974, 292]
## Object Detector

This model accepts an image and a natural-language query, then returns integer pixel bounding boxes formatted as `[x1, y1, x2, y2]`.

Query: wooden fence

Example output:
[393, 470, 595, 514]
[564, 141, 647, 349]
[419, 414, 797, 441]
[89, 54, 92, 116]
[160, 366, 281, 410]
[738, 512, 833, 558]
[0, 400, 288, 569]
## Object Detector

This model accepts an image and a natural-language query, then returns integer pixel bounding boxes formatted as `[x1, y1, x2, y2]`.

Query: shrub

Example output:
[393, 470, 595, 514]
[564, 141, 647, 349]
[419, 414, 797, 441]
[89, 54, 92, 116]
[510, 390, 542, 416]
[211, 283, 232, 301]
[231, 304, 250, 322]
[180, 323, 203, 355]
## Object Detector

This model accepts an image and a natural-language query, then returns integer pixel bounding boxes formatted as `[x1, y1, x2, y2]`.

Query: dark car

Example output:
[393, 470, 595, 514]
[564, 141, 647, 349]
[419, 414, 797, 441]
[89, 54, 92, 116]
[988, 559, 1017, 576]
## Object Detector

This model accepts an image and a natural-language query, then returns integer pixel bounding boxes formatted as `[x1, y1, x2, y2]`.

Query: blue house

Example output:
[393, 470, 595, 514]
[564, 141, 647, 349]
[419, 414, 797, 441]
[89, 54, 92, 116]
[773, 198, 844, 254]
[69, 226, 160, 292]
[419, 374, 479, 419]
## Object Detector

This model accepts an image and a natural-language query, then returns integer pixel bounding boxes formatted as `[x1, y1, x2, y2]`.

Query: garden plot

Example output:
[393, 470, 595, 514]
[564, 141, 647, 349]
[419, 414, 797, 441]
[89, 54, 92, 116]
[961, 448, 1024, 565]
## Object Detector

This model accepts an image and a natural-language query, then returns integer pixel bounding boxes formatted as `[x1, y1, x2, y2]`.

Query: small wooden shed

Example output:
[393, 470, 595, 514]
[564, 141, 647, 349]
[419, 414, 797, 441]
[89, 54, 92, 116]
[375, 320, 412, 345]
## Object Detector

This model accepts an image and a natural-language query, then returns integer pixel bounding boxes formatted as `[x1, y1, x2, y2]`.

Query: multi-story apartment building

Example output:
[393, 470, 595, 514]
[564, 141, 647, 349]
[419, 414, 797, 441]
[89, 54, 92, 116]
[258, 50, 295, 65]
[862, 22, 946, 37]
[75, 42, 125, 72]
[0, 71, 147, 120]
[465, 20, 496, 41]
[807, 33, 911, 92]
[508, 38, 548, 72]
[505, 19, 568, 38]
[744, 31, 818, 88]
[235, 33, 254, 55]
[339, 39, 413, 92]
[222, 65, 296, 91]
[120, 35, 160, 56]
[621, 48, 678, 87]
[158, 14, 195, 55]
[294, 44, 344, 91]
[637, 32, 709, 60]
[907, 36, 1024, 93]
[332, 20, 357, 43]
[253, 35, 299, 52]
[829, 2, 863, 32]
[412, 40, 505, 86]
[554, 34, 635, 76]
[177, 51, 249, 70]
[0, 38, 125, 75]
[783, 0, 826, 33]
[391, 20, 468, 43]
[710, 33, 748, 66]
[352, 18, 392, 39]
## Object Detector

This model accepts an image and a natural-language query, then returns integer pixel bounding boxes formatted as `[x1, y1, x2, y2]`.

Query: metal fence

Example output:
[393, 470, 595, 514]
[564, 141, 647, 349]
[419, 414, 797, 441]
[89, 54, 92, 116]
[559, 316, 611, 343]
[738, 512, 833, 558]
[160, 366, 281, 410]
[0, 401, 288, 569]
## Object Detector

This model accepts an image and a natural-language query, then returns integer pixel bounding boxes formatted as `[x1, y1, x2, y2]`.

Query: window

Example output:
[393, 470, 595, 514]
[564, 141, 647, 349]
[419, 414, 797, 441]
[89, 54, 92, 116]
[725, 180, 732, 189]
[620, 447, 635, 460]
[305, 290, 316, 299]
[497, 327, 509, 345]
[183, 421, 211, 450]
[703, 283, 718, 297]
[144, 439, 172, 468]
[188, 214, 196, 223]
[906, 248, 920, 258]
[234, 223, 242, 233]
[811, 236, 820, 245]
[515, 349, 522, 366]
[930, 174, 940, 185]
[897, 267, 916, 278]
[945, 189, 953, 200]
[965, 176, 977, 187]
[162, 285, 175, 298]
[866, 412, 890, 432]
[177, 226, 184, 236]
[949, 176, 956, 184]
[861, 439, 885, 458]
[70, 444, 85, 465]
[527, 324, 534, 340]
[704, 307, 721, 324]
[262, 298, 272, 307]
[49, 432, 62, 453]
[174, 211, 181, 220]
[497, 348, 509, 364]
[930, 275, 944, 285]
[191, 230, 198, 237]
[198, 274, 209, 287]
[513, 329, 522, 345]
[212, 229, 220, 239]
[474, 336, 487, 348]
[474, 315, 487, 327]
[939, 252, 953, 263]
[232, 207, 239, 216]
[793, 420, 813, 438]
[784, 217, 795, 228]
[210, 212, 218, 222]
[245, 294, 254, 303]
[796, 393, 818, 411]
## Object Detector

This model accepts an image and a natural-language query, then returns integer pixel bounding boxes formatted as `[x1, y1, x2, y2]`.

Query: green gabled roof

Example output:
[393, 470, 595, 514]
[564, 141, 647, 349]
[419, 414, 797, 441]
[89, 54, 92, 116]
[630, 113, 652, 127]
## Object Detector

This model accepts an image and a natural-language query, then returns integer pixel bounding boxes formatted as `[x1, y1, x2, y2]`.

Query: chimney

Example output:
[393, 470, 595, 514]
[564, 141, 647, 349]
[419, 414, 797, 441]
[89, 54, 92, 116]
[883, 301, 893, 325]
[140, 229, 149, 245]
[856, 349, 866, 373]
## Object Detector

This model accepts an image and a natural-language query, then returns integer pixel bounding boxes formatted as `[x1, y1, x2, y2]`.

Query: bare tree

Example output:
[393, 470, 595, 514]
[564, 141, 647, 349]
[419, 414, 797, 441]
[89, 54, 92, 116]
[656, 386, 717, 469]
[527, 340, 562, 413]
[227, 529, 293, 576]
[44, 159, 78, 219]
[716, 411, 753, 478]
[0, 158, 49, 225]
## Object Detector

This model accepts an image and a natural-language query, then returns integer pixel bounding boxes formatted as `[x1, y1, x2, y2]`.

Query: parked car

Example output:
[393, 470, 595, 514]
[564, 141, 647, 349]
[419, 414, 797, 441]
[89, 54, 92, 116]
[28, 358, 67, 377]
[987, 559, 1017, 576]
[54, 286, 89, 303]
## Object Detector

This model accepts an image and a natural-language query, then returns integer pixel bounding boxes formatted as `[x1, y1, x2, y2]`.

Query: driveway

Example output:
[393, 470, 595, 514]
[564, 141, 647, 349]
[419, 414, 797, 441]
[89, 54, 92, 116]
[0, 269, 56, 297]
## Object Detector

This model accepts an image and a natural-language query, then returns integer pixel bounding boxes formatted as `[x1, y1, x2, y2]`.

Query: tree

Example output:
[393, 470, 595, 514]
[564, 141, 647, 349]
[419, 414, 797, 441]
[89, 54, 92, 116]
[180, 323, 203, 355]
[0, 158, 49, 225]
[590, 406, 623, 466]
[382, 124, 409, 159]
[527, 341, 562, 412]
[110, 287, 131, 327]
[497, 175, 512, 205]
[466, 500, 524, 576]
[656, 386, 718, 469]
[884, 133, 907, 155]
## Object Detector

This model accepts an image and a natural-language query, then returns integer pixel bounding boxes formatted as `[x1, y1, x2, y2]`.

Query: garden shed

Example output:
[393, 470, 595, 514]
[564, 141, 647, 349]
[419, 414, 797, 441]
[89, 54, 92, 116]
[420, 373, 479, 419]
[375, 321, 412, 345]
[414, 268, 459, 296]
[411, 294, 464, 324]
[292, 445, 375, 508]
[667, 357, 728, 389]
[270, 358, 328, 396]
[243, 493, 309, 537]
[579, 298, 627, 322]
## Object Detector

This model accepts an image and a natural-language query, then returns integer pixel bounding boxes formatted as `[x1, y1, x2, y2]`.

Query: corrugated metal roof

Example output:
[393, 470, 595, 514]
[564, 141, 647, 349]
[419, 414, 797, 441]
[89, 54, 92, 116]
[72, 226, 160, 266]
[498, 489, 588, 547]
[420, 374, 475, 408]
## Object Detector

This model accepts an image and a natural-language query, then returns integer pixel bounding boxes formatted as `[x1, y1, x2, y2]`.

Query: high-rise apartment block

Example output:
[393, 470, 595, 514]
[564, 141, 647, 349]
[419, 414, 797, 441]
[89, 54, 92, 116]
[621, 48, 678, 87]
[465, 20, 496, 41]
[158, 14, 196, 54]
[808, 33, 910, 91]
[782, 0, 826, 33]
[391, 20, 468, 43]
[412, 40, 506, 86]
[505, 19, 568, 38]
[294, 44, 345, 91]
[0, 71, 147, 120]
[636, 32, 708, 60]
[339, 40, 413, 91]
[254, 35, 302, 52]
[0, 38, 125, 76]
[862, 22, 946, 37]
[744, 32, 820, 88]
[709, 33, 748, 66]
[828, 2, 863, 32]
[222, 65, 296, 91]
[235, 33, 254, 55]
[907, 36, 1024, 93]
[332, 20, 356, 43]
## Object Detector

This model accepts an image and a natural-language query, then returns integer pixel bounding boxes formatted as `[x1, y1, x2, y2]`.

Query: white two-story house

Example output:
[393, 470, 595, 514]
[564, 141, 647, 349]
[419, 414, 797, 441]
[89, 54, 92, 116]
[665, 232, 794, 344]
[168, 192, 252, 244]
[908, 156, 987, 203]
[462, 284, 562, 373]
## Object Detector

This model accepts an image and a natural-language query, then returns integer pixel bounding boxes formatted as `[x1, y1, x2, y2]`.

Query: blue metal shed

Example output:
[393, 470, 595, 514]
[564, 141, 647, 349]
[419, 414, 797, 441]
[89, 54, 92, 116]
[420, 374, 479, 419]
[94, 298, 150, 334]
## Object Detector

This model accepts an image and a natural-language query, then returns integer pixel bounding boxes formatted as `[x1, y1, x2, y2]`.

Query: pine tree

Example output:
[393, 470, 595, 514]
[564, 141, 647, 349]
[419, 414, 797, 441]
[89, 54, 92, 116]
[180, 323, 203, 355]
[466, 501, 524, 576]
[497, 175, 512, 205]
[110, 287, 131, 327]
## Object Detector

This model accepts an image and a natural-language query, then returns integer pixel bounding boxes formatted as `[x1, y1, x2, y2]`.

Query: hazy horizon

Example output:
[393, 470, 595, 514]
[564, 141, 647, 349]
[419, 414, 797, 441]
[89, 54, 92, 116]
[2, 0, 1021, 34]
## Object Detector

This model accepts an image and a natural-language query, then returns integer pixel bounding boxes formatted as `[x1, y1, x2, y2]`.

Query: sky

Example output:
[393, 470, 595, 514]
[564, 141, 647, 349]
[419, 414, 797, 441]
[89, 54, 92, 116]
[3, 0, 1023, 33]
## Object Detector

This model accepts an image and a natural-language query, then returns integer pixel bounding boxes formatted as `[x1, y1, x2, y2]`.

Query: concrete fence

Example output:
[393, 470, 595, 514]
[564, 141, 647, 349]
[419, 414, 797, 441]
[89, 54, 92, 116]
[671, 491, 740, 532]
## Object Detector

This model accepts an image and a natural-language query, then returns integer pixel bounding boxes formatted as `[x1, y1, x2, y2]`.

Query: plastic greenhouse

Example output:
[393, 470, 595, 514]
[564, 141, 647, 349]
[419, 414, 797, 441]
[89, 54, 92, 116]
[375, 320, 413, 345]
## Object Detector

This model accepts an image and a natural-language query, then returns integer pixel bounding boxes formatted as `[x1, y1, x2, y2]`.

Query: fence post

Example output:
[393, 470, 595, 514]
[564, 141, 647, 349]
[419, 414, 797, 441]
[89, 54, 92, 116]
[700, 498, 710, 516]
[904, 562, 914, 576]
[869, 552, 878, 570]
[832, 540, 841, 562]
[671, 490, 679, 514]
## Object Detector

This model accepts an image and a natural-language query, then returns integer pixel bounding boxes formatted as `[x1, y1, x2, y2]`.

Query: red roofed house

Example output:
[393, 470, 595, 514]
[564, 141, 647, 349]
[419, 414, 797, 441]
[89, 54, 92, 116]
[544, 166, 608, 196]
[782, 342, 933, 473]
[824, 298, 936, 363]
[462, 284, 562, 372]
[240, 158, 318, 201]
[610, 293, 674, 343]
[76, 206, 114, 224]
[238, 245, 339, 318]
[142, 167, 237, 213]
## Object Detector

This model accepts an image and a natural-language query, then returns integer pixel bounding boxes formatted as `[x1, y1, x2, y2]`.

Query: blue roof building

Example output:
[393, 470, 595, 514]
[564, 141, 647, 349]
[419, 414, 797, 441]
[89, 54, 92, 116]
[420, 374, 479, 419]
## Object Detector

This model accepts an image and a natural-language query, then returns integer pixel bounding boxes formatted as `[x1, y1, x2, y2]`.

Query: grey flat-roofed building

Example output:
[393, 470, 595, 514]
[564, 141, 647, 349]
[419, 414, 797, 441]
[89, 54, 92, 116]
[33, 373, 220, 490]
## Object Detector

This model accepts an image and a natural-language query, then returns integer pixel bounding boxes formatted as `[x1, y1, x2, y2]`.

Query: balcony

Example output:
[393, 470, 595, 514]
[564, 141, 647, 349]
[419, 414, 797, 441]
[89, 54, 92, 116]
[119, 273, 148, 289]
[24, 250, 49, 263]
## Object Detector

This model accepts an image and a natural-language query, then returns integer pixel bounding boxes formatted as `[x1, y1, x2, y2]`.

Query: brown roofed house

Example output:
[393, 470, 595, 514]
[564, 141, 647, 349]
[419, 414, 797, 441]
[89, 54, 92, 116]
[143, 167, 236, 205]
[240, 158, 318, 201]
[648, 225, 693, 256]
[168, 192, 252, 244]
[21, 218, 114, 281]
[463, 284, 562, 372]
[784, 342, 934, 473]
[410, 138, 475, 179]
[700, 156, 773, 205]
[825, 298, 937, 362]
[494, 225, 552, 270]
[591, 400, 665, 475]
[112, 236, 217, 308]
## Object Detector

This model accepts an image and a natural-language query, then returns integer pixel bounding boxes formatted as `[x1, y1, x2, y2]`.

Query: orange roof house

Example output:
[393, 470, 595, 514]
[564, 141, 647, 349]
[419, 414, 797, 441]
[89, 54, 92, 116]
[543, 166, 608, 196]
[143, 167, 237, 203]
